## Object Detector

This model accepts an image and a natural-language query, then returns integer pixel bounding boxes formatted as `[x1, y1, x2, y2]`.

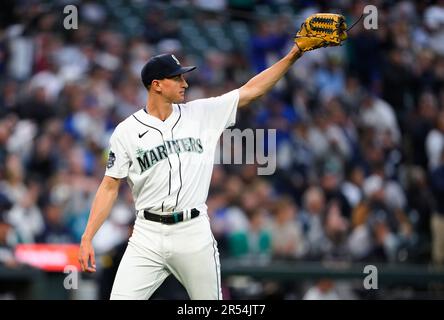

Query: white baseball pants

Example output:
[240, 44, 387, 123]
[109, 213, 222, 300]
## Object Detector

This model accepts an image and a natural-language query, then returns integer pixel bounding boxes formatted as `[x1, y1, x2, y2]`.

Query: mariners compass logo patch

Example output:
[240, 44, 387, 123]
[107, 150, 116, 169]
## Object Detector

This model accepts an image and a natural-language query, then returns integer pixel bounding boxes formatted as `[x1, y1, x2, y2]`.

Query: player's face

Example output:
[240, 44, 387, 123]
[161, 74, 189, 103]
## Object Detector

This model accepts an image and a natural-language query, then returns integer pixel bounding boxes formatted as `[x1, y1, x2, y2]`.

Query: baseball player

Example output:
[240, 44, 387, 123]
[78, 14, 347, 300]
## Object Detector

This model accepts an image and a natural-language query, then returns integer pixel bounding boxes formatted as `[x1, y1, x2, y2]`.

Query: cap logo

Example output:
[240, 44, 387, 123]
[171, 55, 180, 65]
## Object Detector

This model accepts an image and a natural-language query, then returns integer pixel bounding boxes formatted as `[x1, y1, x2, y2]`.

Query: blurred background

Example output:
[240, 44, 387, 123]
[1, 0, 444, 300]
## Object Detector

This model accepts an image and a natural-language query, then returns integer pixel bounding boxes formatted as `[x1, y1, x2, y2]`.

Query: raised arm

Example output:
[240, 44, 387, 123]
[79, 175, 121, 272]
[238, 44, 302, 108]
[238, 13, 347, 108]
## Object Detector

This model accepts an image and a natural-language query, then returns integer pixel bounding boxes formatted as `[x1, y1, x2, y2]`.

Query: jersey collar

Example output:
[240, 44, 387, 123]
[136, 104, 181, 130]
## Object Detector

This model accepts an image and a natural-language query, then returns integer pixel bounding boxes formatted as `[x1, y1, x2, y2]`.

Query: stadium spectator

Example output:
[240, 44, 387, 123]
[269, 196, 306, 259]
[228, 208, 272, 259]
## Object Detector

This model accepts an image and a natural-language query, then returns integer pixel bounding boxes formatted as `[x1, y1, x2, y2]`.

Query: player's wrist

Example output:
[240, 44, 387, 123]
[289, 45, 303, 62]
[81, 234, 93, 242]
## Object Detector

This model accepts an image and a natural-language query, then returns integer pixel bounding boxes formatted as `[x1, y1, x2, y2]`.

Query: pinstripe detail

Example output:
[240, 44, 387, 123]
[133, 113, 172, 211]
[132, 114, 172, 170]
[174, 155, 182, 211]
[171, 105, 182, 211]
[206, 215, 221, 300]
[210, 231, 221, 300]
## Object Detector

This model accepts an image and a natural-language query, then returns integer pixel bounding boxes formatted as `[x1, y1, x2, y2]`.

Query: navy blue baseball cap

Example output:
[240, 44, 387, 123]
[141, 54, 196, 88]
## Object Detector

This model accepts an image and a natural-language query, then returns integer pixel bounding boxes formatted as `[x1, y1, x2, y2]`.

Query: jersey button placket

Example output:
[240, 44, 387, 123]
[165, 129, 179, 212]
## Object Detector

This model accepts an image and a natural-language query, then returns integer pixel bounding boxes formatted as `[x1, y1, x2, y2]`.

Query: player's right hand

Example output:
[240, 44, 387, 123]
[78, 238, 97, 273]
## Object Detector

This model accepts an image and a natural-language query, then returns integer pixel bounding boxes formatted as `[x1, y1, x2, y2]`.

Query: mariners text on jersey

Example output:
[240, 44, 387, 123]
[136, 137, 204, 173]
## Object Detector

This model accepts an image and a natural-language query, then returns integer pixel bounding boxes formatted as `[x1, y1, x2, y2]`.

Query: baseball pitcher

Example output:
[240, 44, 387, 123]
[78, 13, 347, 300]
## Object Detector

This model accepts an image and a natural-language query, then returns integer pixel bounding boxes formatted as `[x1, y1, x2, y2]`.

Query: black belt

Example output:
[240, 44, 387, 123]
[143, 208, 200, 225]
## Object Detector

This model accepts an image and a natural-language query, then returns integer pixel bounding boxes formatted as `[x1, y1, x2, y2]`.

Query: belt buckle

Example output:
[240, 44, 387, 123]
[160, 212, 179, 224]
[172, 212, 180, 223]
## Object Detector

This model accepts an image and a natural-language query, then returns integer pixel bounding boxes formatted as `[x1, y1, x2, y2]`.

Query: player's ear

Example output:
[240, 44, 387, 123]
[151, 80, 162, 92]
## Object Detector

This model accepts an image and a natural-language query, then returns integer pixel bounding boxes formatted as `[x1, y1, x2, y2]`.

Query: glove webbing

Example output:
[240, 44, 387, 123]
[309, 27, 335, 34]
[346, 13, 364, 32]
[311, 17, 335, 24]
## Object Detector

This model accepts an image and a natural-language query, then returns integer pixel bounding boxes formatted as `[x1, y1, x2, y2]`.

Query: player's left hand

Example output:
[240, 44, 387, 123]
[294, 13, 347, 52]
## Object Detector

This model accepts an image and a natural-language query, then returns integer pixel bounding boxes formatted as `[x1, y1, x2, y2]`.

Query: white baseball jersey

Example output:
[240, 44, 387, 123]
[105, 89, 239, 214]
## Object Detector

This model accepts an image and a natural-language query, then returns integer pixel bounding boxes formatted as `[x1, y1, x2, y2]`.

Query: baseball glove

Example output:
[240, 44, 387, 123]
[294, 13, 347, 52]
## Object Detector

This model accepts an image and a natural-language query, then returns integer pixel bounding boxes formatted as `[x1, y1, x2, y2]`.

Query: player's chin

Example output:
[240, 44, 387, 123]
[174, 94, 185, 103]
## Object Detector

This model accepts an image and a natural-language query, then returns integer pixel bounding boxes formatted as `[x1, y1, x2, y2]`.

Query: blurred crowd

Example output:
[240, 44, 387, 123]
[1, 0, 444, 283]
